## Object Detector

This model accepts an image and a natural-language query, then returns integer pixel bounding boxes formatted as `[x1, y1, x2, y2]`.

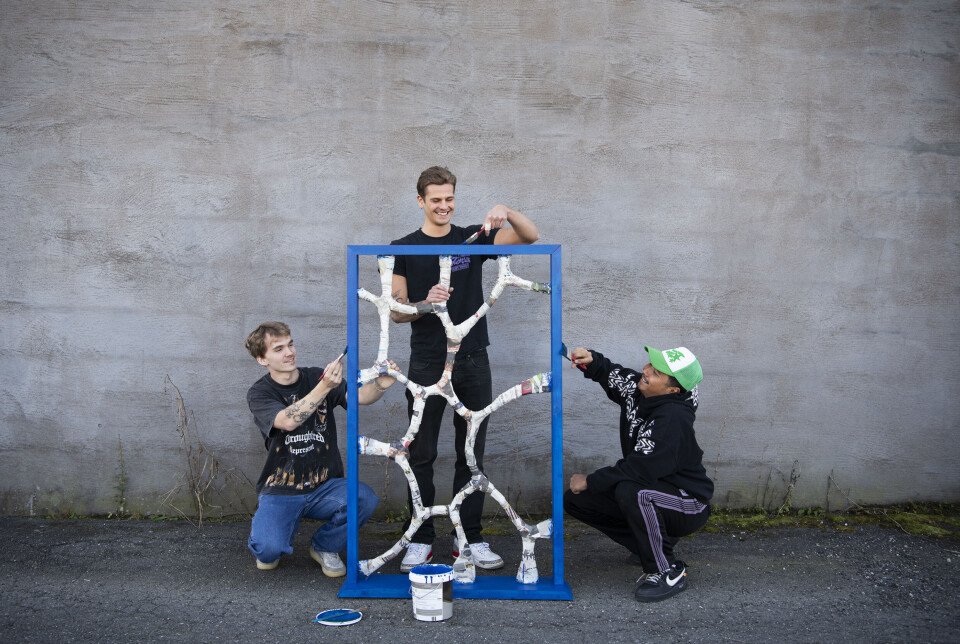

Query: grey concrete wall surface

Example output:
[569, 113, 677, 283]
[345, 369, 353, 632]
[0, 1, 957, 517]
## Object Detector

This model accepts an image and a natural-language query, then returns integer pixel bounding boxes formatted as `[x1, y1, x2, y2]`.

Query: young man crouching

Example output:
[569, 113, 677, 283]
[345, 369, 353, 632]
[244, 322, 395, 576]
[564, 345, 712, 602]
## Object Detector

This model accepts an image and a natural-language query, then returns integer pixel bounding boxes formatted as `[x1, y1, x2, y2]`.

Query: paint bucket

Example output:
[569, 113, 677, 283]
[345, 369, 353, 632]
[409, 564, 454, 622]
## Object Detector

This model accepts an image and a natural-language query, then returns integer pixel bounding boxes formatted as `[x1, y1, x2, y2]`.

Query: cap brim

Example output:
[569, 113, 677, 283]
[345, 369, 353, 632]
[645, 346, 671, 376]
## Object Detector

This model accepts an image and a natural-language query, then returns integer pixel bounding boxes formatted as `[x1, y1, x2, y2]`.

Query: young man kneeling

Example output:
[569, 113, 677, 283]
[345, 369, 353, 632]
[244, 322, 395, 576]
[564, 345, 712, 602]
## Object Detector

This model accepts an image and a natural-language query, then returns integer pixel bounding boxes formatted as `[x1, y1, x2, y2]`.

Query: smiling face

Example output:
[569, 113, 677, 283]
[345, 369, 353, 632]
[257, 333, 297, 379]
[418, 182, 456, 235]
[637, 363, 682, 398]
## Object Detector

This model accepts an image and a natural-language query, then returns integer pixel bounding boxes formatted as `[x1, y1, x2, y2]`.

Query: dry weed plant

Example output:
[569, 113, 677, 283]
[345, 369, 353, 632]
[109, 434, 129, 518]
[162, 375, 254, 526]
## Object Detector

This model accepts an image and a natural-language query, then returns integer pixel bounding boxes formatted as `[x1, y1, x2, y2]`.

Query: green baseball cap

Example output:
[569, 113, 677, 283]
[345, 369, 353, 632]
[645, 346, 703, 391]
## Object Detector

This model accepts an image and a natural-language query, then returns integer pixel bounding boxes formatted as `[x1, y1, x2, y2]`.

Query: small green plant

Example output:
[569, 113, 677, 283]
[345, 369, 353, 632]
[797, 507, 825, 517]
[382, 509, 408, 524]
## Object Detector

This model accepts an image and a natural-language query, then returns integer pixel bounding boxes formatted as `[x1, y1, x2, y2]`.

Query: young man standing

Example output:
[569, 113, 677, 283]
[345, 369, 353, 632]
[389, 166, 540, 572]
[564, 345, 712, 602]
[244, 322, 396, 576]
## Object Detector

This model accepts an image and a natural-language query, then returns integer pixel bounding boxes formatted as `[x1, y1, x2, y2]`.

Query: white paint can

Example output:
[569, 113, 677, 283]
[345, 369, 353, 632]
[409, 564, 454, 622]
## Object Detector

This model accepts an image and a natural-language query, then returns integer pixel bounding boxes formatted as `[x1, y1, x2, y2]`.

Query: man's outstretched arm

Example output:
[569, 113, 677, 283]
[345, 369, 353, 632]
[487, 205, 540, 245]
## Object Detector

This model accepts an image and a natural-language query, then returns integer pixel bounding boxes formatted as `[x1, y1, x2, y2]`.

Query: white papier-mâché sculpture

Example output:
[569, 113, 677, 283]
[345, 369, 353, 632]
[355, 253, 553, 584]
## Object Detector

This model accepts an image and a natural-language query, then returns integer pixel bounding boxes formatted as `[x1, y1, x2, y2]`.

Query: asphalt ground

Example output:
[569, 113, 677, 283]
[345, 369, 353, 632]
[1, 516, 957, 643]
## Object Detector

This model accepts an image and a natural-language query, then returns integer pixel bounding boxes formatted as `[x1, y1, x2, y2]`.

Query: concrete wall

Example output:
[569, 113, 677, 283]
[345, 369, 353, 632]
[1, 1, 957, 517]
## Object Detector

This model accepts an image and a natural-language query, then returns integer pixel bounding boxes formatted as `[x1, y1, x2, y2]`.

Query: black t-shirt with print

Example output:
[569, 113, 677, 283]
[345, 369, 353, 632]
[247, 367, 346, 495]
[391, 224, 499, 362]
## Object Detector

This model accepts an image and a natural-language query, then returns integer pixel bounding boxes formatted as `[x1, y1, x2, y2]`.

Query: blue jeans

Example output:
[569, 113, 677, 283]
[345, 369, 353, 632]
[248, 478, 380, 564]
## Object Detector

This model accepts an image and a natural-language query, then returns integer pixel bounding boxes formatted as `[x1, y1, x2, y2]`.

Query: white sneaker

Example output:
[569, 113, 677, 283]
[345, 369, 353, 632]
[256, 558, 278, 570]
[310, 547, 346, 578]
[400, 543, 433, 572]
[454, 541, 504, 570]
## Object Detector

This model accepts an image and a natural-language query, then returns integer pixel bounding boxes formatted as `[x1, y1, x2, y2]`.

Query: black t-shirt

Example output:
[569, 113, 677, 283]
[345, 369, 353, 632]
[246, 368, 346, 495]
[391, 224, 499, 362]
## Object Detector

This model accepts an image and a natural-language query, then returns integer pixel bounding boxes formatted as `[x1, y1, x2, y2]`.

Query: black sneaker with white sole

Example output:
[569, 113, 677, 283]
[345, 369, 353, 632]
[633, 560, 687, 603]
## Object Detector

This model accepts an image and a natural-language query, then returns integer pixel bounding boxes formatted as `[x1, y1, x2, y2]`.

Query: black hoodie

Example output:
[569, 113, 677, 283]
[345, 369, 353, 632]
[581, 349, 713, 503]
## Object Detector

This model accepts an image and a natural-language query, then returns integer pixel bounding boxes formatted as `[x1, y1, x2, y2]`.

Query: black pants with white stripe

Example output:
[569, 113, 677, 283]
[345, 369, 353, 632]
[563, 479, 710, 574]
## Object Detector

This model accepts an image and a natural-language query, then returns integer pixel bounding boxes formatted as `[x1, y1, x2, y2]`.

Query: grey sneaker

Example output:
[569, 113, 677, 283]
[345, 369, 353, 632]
[454, 541, 504, 570]
[310, 547, 346, 578]
[400, 543, 433, 572]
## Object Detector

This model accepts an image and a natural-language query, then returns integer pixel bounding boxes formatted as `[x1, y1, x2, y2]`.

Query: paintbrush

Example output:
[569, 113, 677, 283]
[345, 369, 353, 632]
[461, 222, 492, 245]
[320, 345, 348, 380]
[560, 342, 586, 370]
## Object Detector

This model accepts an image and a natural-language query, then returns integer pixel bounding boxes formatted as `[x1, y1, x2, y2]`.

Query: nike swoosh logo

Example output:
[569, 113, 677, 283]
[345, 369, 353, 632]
[666, 571, 685, 587]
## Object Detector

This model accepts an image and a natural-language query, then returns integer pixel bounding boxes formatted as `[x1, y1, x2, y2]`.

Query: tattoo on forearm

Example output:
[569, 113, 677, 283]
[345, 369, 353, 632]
[392, 290, 418, 320]
[285, 399, 319, 424]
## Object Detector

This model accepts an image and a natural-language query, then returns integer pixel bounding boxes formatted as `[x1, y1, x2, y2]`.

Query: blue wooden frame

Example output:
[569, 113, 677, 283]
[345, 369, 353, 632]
[338, 244, 571, 600]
